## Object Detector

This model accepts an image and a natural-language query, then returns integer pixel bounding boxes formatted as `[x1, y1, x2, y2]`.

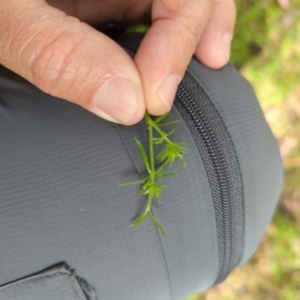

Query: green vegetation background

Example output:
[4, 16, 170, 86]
[188, 0, 300, 299]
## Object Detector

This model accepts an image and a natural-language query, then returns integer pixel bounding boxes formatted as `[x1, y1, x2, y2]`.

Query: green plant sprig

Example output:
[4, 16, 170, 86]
[121, 111, 187, 236]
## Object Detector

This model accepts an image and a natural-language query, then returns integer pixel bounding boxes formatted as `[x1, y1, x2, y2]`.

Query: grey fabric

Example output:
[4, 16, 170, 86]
[0, 67, 172, 300]
[0, 65, 218, 299]
[0, 33, 282, 300]
[186, 61, 283, 264]
[0, 264, 95, 300]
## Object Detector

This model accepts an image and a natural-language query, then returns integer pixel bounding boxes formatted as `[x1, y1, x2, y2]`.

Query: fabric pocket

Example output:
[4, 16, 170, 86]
[0, 264, 97, 300]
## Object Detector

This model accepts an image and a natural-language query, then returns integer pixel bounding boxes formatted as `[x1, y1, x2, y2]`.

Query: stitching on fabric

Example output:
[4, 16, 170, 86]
[115, 122, 174, 300]
[155, 224, 173, 300]
[115, 124, 143, 176]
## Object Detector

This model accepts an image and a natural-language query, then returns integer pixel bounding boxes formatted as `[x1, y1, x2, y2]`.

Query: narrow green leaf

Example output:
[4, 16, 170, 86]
[139, 186, 151, 196]
[150, 211, 166, 236]
[152, 137, 164, 144]
[164, 129, 175, 138]
[157, 120, 181, 127]
[156, 172, 177, 178]
[120, 178, 147, 187]
[178, 156, 186, 167]
[154, 111, 170, 124]
[154, 183, 167, 200]
[157, 147, 169, 162]
[134, 138, 151, 174]
[175, 143, 188, 152]
[131, 211, 148, 227]
[139, 182, 151, 195]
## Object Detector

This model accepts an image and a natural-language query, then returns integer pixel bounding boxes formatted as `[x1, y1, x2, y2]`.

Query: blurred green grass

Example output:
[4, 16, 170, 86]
[187, 0, 300, 299]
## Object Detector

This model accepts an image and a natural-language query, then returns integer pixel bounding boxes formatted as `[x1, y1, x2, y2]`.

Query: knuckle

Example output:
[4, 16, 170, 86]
[174, 18, 200, 56]
[30, 33, 85, 95]
[175, 2, 212, 52]
[179, 19, 199, 46]
[0, 11, 33, 69]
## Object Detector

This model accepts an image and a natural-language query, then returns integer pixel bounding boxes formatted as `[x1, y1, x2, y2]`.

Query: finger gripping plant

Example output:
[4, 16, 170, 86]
[121, 111, 187, 236]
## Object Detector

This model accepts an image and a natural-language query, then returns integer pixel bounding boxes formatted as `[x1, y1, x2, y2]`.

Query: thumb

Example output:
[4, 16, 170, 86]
[0, 0, 145, 125]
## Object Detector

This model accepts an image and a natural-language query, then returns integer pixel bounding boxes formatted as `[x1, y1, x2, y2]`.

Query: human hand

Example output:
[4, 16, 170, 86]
[0, 0, 236, 125]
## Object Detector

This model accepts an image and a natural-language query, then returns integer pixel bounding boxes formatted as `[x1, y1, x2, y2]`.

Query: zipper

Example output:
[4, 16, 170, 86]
[174, 74, 244, 284]
[115, 36, 244, 283]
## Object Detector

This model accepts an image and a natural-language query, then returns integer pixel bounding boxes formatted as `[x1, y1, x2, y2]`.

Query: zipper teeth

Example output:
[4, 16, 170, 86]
[176, 85, 232, 283]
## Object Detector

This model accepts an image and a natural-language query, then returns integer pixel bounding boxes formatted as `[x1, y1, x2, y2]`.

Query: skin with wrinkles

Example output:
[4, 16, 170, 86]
[0, 0, 236, 124]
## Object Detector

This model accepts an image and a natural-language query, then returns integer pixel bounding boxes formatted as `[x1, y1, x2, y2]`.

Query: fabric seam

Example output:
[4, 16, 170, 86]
[0, 266, 86, 300]
[115, 123, 174, 300]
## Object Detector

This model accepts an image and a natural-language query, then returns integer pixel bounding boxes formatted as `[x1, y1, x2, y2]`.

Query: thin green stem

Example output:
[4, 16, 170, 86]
[151, 121, 173, 144]
[146, 112, 155, 215]
[146, 193, 152, 213]
[155, 159, 170, 175]
[147, 112, 155, 174]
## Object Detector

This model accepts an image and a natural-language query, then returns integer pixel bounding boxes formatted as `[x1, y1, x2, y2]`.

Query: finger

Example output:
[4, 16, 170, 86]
[195, 0, 236, 69]
[0, 0, 145, 125]
[134, 0, 213, 116]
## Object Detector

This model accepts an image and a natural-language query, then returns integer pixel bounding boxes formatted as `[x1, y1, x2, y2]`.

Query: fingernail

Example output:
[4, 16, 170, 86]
[222, 33, 233, 63]
[158, 74, 181, 111]
[93, 77, 139, 124]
